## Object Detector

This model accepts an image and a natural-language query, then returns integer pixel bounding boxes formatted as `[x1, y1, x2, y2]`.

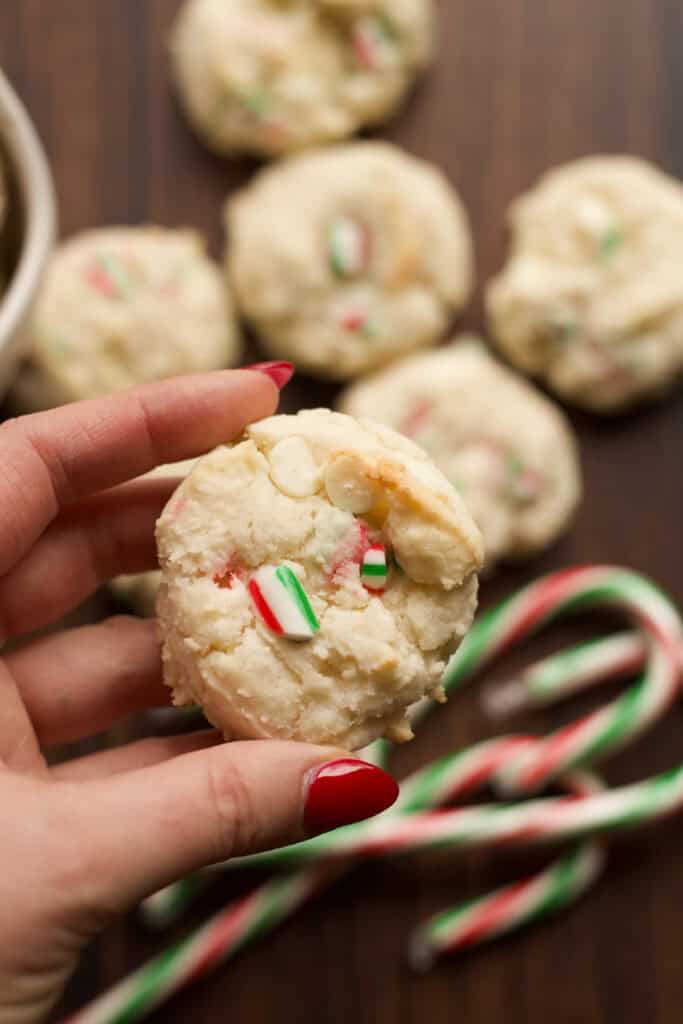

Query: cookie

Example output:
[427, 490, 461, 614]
[0, 154, 6, 238]
[486, 156, 683, 412]
[170, 0, 434, 157]
[110, 459, 197, 617]
[13, 227, 240, 410]
[226, 142, 473, 379]
[0, 156, 9, 298]
[155, 409, 483, 750]
[338, 338, 581, 568]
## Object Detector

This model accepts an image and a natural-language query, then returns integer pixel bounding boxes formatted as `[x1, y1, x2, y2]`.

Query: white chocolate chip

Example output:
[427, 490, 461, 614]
[268, 436, 321, 497]
[575, 197, 612, 237]
[324, 453, 378, 513]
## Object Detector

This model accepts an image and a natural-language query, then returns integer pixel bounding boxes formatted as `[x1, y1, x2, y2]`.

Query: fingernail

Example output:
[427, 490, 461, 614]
[242, 361, 294, 389]
[303, 758, 399, 834]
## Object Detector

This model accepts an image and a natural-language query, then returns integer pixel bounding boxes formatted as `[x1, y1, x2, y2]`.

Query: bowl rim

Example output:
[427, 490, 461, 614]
[0, 68, 56, 364]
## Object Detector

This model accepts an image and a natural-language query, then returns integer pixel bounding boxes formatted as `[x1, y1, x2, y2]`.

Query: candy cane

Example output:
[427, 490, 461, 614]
[482, 631, 649, 718]
[62, 567, 683, 1023]
[106, 757, 683, 1024]
[409, 842, 604, 970]
[441, 566, 683, 793]
[408, 766, 605, 969]
[59, 868, 339, 1024]
[72, 743, 610, 1024]
[212, 762, 682, 870]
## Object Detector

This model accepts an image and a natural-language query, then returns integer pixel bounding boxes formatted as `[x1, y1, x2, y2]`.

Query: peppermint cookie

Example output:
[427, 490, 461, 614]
[13, 227, 240, 410]
[338, 338, 581, 568]
[156, 409, 483, 749]
[227, 143, 473, 379]
[170, 0, 434, 158]
[486, 156, 683, 412]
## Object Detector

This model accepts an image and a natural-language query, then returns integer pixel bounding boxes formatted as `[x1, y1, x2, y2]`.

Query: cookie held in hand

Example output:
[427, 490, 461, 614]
[156, 409, 483, 750]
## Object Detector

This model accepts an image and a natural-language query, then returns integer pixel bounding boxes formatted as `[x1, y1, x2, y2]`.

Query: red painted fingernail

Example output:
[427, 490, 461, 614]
[242, 361, 294, 389]
[303, 758, 399, 834]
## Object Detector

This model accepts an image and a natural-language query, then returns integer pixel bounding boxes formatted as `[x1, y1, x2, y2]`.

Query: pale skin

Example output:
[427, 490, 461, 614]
[0, 371, 347, 1023]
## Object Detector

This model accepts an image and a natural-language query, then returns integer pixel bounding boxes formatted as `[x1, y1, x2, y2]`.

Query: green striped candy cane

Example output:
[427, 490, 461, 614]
[440, 566, 683, 793]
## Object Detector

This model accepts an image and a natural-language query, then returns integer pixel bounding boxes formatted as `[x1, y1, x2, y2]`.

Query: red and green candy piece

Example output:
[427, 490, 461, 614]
[84, 252, 132, 300]
[328, 217, 371, 278]
[351, 13, 398, 70]
[328, 521, 389, 595]
[361, 544, 388, 593]
[249, 565, 320, 641]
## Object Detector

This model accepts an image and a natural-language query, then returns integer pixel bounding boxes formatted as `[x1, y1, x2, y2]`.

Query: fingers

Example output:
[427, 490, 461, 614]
[52, 730, 221, 782]
[0, 369, 278, 580]
[0, 478, 176, 639]
[4, 616, 167, 746]
[0, 661, 46, 774]
[59, 742, 399, 911]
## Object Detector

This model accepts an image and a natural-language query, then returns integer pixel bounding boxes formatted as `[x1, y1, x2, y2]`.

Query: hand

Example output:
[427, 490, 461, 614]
[0, 369, 398, 1024]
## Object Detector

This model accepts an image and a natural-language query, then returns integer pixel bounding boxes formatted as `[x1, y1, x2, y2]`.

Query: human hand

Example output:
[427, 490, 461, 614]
[0, 367, 398, 1024]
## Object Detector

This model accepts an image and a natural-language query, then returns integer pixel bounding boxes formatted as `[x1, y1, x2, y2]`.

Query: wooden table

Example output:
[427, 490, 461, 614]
[1, 2, 682, 1021]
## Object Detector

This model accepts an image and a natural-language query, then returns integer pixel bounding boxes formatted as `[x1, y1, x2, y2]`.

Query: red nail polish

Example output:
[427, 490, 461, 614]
[242, 361, 294, 389]
[304, 758, 399, 834]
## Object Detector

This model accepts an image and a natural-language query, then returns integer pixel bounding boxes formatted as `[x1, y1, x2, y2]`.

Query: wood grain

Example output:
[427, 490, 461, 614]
[0, 1, 682, 1021]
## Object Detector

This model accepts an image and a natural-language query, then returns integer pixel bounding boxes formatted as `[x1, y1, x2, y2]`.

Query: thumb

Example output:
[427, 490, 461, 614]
[61, 741, 398, 912]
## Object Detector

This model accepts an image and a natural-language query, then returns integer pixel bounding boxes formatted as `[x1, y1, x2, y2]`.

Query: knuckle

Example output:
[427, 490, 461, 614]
[205, 753, 262, 860]
[131, 393, 162, 465]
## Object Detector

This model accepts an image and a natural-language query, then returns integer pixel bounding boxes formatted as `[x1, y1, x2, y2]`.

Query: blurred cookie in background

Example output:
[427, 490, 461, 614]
[170, 0, 435, 158]
[11, 226, 241, 410]
[0, 155, 7, 293]
[338, 337, 582, 570]
[486, 156, 683, 413]
[226, 142, 473, 379]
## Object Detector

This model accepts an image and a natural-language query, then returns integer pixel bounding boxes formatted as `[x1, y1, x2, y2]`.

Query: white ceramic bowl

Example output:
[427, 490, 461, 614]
[0, 68, 56, 400]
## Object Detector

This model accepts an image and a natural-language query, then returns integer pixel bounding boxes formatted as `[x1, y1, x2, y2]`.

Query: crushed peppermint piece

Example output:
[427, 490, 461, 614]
[361, 544, 388, 593]
[598, 224, 623, 262]
[399, 400, 432, 439]
[213, 569, 238, 589]
[249, 565, 320, 640]
[338, 306, 380, 339]
[329, 519, 371, 580]
[351, 13, 397, 70]
[505, 452, 544, 502]
[85, 252, 132, 300]
[328, 217, 371, 278]
[241, 86, 272, 118]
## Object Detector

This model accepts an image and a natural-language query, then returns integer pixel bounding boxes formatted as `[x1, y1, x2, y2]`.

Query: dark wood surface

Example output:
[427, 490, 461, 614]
[1, 2, 683, 1021]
